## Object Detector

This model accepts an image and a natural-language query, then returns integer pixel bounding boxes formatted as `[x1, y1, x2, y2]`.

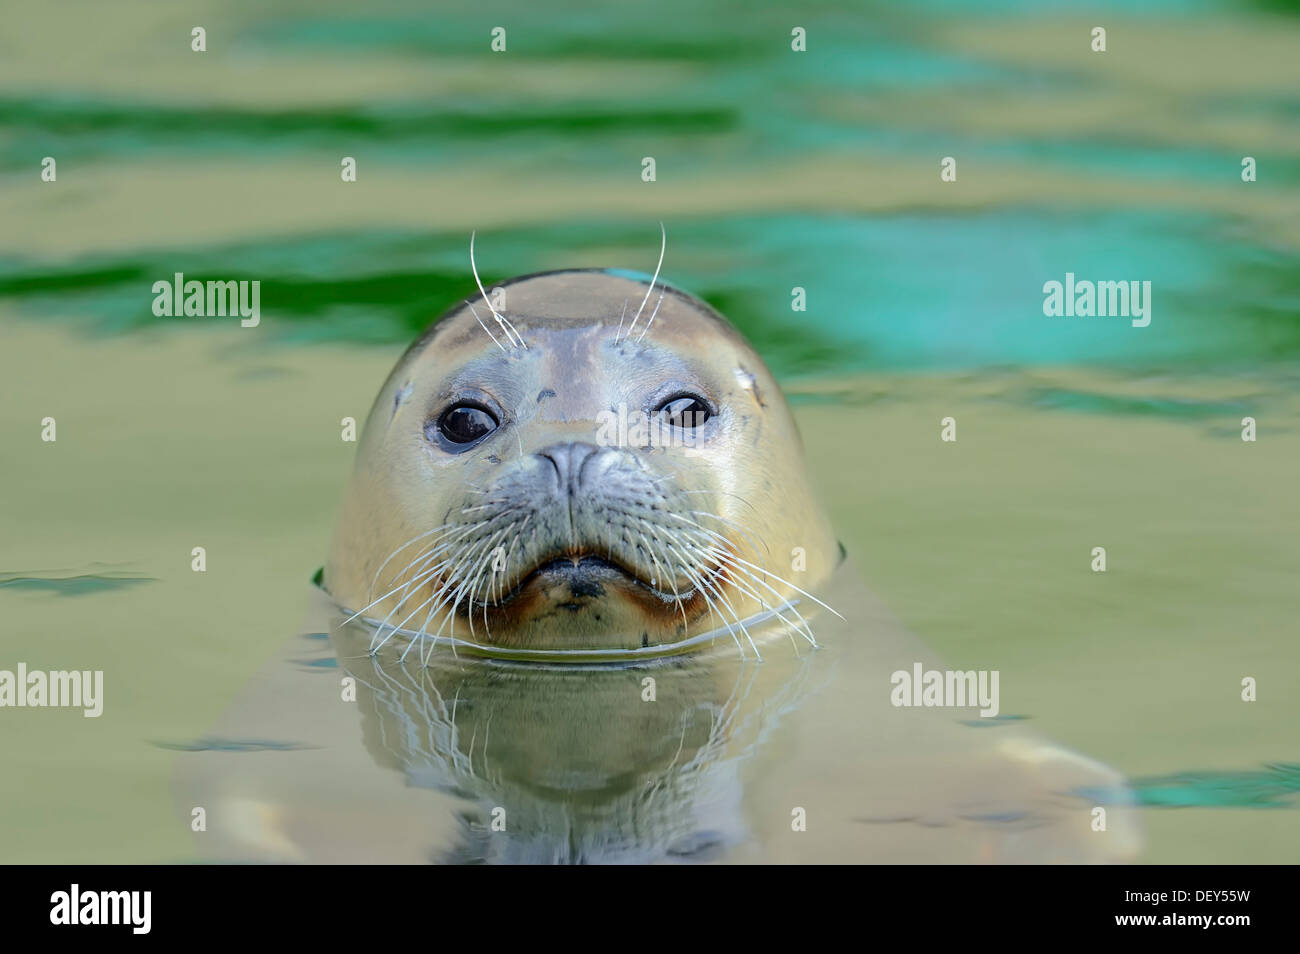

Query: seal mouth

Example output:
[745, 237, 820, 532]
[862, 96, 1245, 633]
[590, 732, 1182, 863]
[478, 551, 699, 611]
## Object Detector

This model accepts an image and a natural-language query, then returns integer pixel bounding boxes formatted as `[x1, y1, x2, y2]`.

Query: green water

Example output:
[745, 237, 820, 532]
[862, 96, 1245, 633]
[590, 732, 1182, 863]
[1, 0, 1298, 862]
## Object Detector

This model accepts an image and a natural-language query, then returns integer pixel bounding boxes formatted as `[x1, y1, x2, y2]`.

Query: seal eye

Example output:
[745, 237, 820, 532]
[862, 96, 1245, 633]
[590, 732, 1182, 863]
[655, 394, 712, 429]
[433, 403, 498, 449]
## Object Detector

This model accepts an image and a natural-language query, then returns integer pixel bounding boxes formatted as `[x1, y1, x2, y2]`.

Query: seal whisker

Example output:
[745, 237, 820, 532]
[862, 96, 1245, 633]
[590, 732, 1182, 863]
[693, 568, 762, 661]
[680, 500, 770, 550]
[366, 524, 458, 605]
[393, 560, 477, 660]
[633, 518, 697, 631]
[705, 548, 843, 622]
[491, 513, 532, 608]
[699, 548, 818, 649]
[414, 579, 471, 663]
[374, 540, 491, 657]
[674, 559, 741, 656]
[663, 541, 749, 658]
[467, 302, 508, 354]
[469, 231, 527, 350]
[634, 531, 661, 588]
[461, 525, 511, 640]
[439, 530, 508, 643]
[388, 545, 455, 606]
[458, 499, 529, 520]
[411, 587, 449, 663]
[351, 560, 440, 647]
[622, 221, 666, 342]
[370, 542, 468, 638]
[614, 298, 629, 341]
[380, 550, 460, 621]
[637, 527, 696, 631]
[665, 516, 814, 642]
[383, 579, 460, 658]
[429, 540, 493, 647]
[661, 511, 822, 648]
[411, 586, 466, 663]
[350, 526, 480, 627]
[372, 573, 445, 656]
[634, 290, 666, 343]
[666, 508, 770, 565]
[694, 570, 759, 661]
[676, 488, 764, 517]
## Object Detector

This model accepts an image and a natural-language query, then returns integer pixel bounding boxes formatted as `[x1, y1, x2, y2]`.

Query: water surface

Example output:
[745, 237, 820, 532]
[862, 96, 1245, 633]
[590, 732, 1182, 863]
[1, 0, 1297, 862]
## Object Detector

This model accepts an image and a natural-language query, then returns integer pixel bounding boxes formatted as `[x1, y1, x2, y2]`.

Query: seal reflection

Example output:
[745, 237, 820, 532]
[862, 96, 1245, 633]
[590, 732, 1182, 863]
[334, 616, 814, 864]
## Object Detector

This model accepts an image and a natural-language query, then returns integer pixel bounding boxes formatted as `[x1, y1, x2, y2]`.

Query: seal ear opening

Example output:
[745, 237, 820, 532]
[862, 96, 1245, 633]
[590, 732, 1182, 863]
[311, 566, 325, 588]
[836, 540, 848, 567]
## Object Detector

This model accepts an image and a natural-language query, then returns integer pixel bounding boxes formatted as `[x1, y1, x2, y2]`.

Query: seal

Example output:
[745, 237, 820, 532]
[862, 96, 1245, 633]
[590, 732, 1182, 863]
[322, 259, 840, 657]
[180, 244, 1142, 862]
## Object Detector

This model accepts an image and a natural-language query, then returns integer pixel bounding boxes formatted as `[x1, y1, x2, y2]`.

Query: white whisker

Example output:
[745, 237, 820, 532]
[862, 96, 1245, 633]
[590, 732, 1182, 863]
[622, 221, 666, 342]
[470, 230, 527, 349]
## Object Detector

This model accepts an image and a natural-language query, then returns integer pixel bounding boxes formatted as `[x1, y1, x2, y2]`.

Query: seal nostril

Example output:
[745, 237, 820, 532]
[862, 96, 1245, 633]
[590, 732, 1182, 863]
[540, 450, 563, 488]
[537, 442, 600, 494]
[572, 445, 601, 489]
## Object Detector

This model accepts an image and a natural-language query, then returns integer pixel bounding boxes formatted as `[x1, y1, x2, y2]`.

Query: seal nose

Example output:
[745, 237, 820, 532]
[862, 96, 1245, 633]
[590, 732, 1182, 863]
[538, 442, 600, 495]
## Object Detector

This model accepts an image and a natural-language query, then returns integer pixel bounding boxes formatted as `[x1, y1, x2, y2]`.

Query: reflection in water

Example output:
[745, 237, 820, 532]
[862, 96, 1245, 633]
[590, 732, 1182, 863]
[176, 564, 1142, 864]
[343, 631, 813, 863]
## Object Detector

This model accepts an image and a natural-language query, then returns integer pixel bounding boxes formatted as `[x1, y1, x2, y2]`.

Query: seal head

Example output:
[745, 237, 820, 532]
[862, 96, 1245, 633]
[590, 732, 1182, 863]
[323, 269, 838, 654]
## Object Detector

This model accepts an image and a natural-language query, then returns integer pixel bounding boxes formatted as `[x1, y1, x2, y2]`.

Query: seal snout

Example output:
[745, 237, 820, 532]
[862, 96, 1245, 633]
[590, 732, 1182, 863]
[460, 439, 714, 633]
[537, 441, 601, 494]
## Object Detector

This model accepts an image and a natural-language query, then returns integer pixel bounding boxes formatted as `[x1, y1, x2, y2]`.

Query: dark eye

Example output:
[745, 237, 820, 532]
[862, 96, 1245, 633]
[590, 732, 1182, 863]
[431, 403, 498, 450]
[655, 395, 712, 429]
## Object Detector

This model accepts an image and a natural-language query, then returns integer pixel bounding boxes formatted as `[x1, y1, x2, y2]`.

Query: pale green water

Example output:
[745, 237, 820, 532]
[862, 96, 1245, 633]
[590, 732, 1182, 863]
[1, 0, 1298, 862]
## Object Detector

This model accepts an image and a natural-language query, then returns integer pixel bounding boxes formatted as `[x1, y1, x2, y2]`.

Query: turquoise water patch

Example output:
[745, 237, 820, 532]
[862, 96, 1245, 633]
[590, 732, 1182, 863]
[2, 212, 1294, 377]
[1130, 763, 1300, 808]
[6, 1, 1284, 184]
[1079, 762, 1300, 807]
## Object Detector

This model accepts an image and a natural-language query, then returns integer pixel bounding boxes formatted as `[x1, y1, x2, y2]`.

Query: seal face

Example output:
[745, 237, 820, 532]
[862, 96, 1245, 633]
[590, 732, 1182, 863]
[323, 269, 838, 654]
